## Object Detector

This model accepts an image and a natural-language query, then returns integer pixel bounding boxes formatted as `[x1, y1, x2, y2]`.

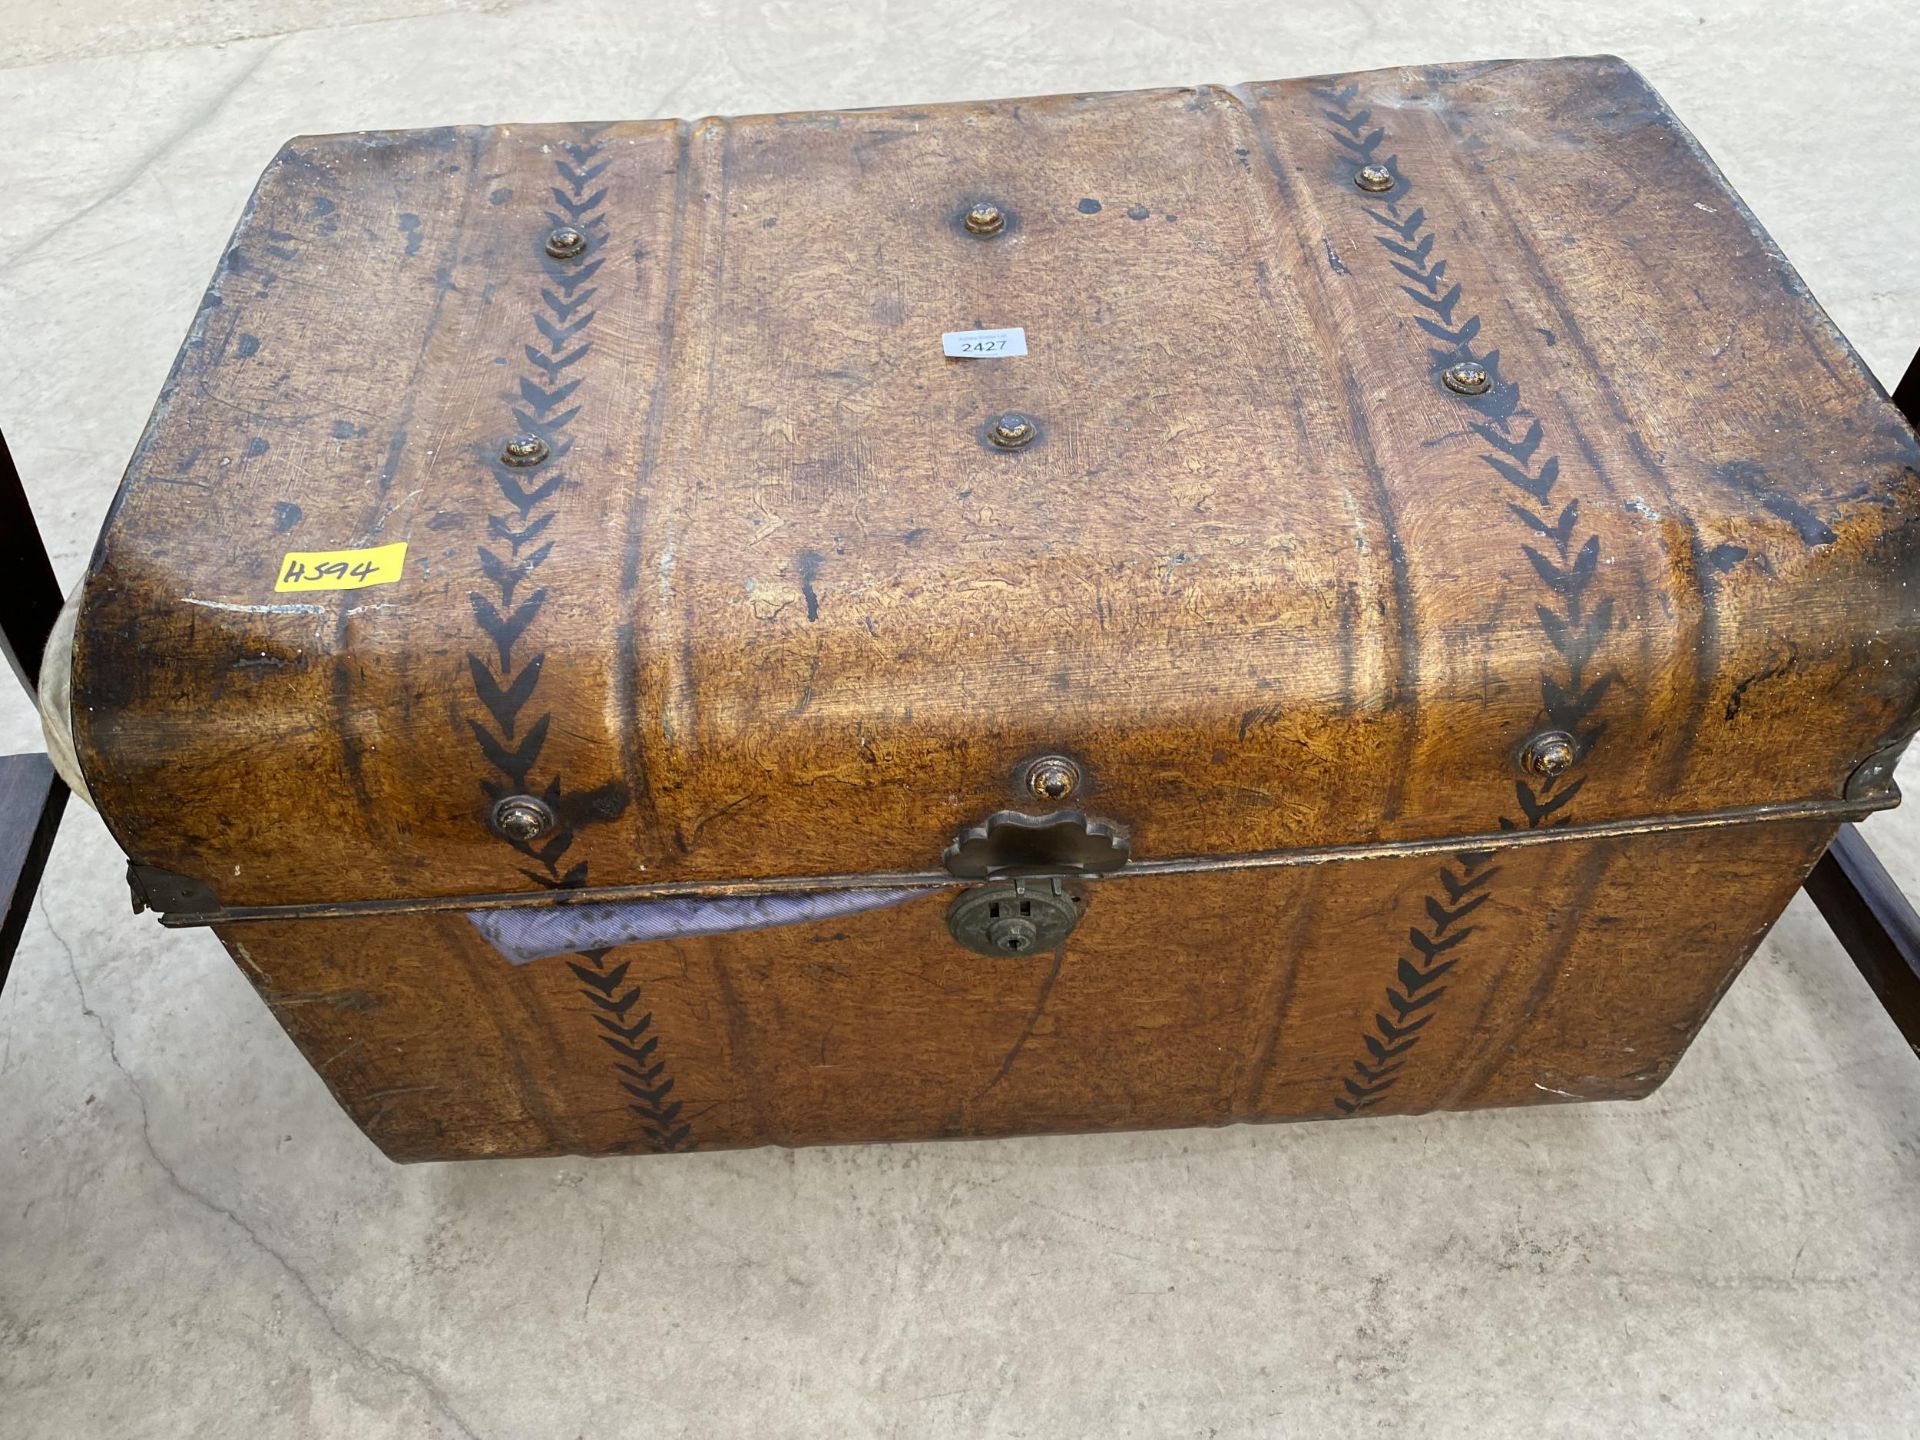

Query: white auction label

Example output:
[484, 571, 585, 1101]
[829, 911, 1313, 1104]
[941, 326, 1028, 358]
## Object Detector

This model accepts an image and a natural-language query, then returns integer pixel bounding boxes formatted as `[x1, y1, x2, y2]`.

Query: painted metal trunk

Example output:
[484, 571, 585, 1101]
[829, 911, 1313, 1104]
[66, 57, 1920, 1159]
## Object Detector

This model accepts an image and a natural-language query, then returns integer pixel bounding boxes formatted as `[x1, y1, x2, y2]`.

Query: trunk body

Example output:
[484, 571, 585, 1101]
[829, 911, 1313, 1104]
[70, 59, 1920, 1158]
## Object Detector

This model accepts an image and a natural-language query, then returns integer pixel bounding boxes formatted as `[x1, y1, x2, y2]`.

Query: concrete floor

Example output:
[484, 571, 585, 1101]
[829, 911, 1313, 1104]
[3, 2, 1919, 1435]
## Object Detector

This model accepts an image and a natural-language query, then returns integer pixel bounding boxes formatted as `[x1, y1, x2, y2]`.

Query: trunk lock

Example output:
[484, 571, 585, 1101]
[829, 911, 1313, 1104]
[947, 877, 1084, 958]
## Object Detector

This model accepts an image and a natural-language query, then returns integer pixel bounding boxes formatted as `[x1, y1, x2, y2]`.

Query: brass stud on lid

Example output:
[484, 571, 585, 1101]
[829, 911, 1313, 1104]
[545, 225, 587, 259]
[1442, 359, 1492, 396]
[1024, 756, 1082, 803]
[987, 412, 1037, 449]
[1354, 164, 1395, 193]
[963, 203, 1006, 236]
[491, 794, 556, 842]
[501, 433, 549, 467]
[1519, 730, 1578, 780]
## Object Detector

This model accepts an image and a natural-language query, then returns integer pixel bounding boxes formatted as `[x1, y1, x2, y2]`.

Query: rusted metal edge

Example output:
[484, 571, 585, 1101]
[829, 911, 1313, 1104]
[155, 792, 1894, 928]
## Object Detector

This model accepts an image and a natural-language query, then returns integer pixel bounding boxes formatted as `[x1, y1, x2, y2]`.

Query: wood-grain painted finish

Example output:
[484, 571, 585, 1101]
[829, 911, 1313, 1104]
[73, 59, 1920, 909]
[68, 58, 1920, 1157]
[223, 820, 1832, 1159]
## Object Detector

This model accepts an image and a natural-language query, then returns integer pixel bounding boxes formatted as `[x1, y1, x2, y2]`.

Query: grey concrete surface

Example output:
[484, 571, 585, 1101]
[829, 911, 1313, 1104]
[2, 3, 1918, 1436]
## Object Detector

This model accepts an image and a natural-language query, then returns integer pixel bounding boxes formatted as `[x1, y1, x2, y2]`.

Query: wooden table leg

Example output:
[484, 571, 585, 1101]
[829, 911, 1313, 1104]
[0, 428, 63, 700]
[1804, 824, 1920, 1058]
[0, 754, 67, 989]
[0, 426, 72, 989]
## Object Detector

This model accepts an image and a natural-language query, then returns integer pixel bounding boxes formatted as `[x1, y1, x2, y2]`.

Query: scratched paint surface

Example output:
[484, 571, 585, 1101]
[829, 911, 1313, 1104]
[71, 61, 1920, 915]
[60, 59, 1920, 1159]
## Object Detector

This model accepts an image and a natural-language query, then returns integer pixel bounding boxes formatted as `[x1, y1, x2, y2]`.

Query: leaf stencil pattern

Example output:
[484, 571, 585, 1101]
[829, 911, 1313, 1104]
[1314, 82, 1617, 1114]
[463, 133, 690, 1151]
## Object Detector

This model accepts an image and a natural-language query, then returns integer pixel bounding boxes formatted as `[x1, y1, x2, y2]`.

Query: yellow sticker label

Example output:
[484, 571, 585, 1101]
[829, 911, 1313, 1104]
[274, 542, 408, 593]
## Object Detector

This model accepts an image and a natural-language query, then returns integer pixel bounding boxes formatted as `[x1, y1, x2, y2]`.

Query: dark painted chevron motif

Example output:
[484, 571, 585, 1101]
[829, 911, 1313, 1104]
[569, 950, 694, 1152]
[465, 129, 624, 886]
[463, 132, 689, 1151]
[1312, 81, 1618, 1115]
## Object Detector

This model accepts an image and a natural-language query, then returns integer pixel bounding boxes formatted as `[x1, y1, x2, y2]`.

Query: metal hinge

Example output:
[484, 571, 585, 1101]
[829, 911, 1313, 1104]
[127, 864, 221, 919]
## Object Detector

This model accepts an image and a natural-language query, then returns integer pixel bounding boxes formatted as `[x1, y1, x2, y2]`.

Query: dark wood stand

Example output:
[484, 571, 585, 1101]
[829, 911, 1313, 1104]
[0, 428, 68, 992]
[1805, 824, 1920, 1056]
